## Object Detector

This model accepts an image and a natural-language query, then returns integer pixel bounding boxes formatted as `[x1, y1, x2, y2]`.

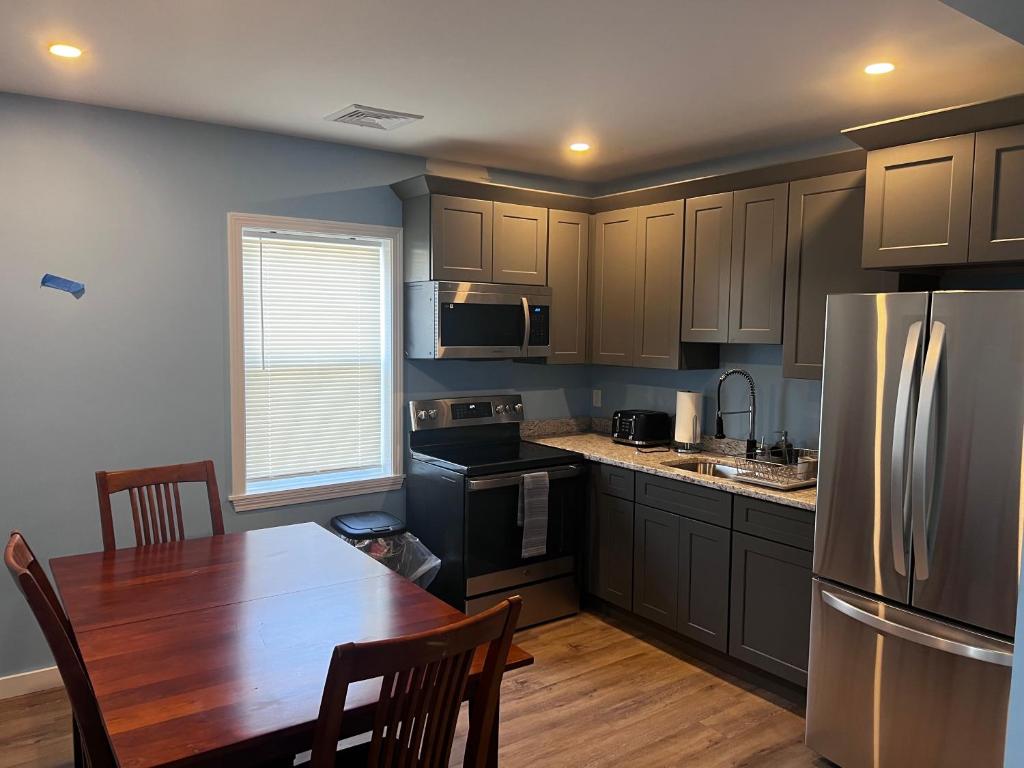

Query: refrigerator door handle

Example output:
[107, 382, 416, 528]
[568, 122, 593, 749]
[889, 321, 922, 576]
[821, 590, 1012, 667]
[911, 321, 946, 581]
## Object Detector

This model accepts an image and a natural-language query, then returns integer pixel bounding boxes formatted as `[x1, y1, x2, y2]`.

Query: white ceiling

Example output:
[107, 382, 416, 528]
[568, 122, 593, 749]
[2, 0, 1024, 182]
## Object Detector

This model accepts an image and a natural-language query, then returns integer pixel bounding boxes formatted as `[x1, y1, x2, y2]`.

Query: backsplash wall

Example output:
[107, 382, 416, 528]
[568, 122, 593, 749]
[587, 345, 823, 448]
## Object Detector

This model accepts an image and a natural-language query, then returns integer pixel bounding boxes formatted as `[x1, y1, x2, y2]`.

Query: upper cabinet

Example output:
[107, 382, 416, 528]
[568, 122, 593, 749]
[682, 186, 787, 345]
[590, 208, 638, 366]
[682, 192, 732, 343]
[430, 195, 495, 281]
[547, 209, 590, 364]
[591, 202, 690, 369]
[970, 124, 1024, 264]
[785, 171, 897, 379]
[862, 135, 975, 268]
[492, 202, 548, 285]
[403, 194, 548, 285]
[861, 124, 1024, 269]
[634, 201, 685, 369]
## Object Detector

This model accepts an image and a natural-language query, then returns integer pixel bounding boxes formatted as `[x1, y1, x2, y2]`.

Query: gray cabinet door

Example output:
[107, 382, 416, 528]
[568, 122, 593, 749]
[430, 195, 494, 281]
[677, 516, 731, 652]
[729, 184, 788, 344]
[969, 124, 1024, 264]
[633, 504, 680, 629]
[862, 134, 975, 268]
[547, 209, 590, 364]
[591, 208, 638, 366]
[492, 202, 548, 285]
[682, 192, 732, 342]
[783, 171, 897, 380]
[729, 532, 812, 685]
[633, 201, 684, 369]
[594, 491, 634, 610]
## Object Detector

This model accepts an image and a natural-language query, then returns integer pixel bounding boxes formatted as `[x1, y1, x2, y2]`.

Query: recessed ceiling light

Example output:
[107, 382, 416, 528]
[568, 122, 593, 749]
[864, 62, 895, 75]
[48, 43, 83, 58]
[569, 142, 591, 152]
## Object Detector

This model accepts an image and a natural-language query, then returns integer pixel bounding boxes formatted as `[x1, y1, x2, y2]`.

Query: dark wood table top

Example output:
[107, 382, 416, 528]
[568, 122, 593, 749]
[50, 523, 533, 768]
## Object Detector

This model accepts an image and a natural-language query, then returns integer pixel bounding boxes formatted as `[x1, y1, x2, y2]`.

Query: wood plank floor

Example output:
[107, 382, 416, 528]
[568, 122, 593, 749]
[0, 611, 828, 767]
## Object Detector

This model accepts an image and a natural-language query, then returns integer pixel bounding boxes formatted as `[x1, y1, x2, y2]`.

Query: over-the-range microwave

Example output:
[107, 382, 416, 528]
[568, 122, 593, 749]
[405, 281, 551, 359]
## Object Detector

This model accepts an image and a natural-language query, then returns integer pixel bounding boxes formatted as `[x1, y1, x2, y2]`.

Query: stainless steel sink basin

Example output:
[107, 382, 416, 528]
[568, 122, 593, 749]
[662, 459, 741, 479]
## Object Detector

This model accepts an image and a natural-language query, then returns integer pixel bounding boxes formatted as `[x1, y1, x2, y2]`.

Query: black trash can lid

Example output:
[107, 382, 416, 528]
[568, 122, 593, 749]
[330, 511, 406, 540]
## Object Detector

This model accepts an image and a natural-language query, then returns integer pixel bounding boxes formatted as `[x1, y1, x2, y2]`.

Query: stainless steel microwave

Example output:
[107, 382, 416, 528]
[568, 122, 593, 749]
[405, 281, 551, 359]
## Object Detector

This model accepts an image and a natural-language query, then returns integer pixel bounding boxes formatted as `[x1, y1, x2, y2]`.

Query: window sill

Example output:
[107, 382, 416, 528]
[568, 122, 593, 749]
[230, 474, 405, 512]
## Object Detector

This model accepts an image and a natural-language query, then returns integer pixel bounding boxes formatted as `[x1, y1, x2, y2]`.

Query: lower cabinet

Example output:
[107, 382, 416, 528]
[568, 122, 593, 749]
[593, 491, 635, 611]
[729, 532, 813, 686]
[632, 504, 680, 629]
[677, 516, 731, 652]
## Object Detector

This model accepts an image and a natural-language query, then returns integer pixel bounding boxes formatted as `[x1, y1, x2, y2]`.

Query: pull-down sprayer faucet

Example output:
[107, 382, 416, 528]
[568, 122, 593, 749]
[715, 369, 757, 459]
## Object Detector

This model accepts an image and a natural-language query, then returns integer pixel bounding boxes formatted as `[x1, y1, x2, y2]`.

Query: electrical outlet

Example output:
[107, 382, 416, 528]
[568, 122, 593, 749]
[592, 389, 602, 408]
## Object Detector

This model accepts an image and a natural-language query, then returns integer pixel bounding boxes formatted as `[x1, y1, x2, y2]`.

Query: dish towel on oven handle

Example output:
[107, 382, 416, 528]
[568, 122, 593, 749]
[518, 471, 549, 559]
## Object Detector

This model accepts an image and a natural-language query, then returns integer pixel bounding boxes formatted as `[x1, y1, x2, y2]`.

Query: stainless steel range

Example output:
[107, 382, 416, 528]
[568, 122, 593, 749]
[405, 394, 585, 628]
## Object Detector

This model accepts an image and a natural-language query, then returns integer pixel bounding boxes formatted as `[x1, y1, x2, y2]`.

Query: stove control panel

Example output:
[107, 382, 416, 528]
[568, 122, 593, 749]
[409, 395, 524, 430]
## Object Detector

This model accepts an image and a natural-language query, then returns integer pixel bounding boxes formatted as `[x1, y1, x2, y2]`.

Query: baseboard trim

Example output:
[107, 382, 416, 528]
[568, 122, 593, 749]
[0, 666, 62, 700]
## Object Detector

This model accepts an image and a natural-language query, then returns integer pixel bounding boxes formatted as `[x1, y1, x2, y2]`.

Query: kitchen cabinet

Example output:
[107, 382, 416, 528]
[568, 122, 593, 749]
[492, 202, 548, 285]
[970, 124, 1024, 264]
[632, 504, 680, 629]
[682, 192, 732, 343]
[677, 516, 731, 652]
[547, 209, 590, 363]
[862, 135, 975, 268]
[681, 185, 786, 345]
[429, 195, 494, 282]
[635, 473, 731, 528]
[728, 184, 788, 344]
[593, 491, 635, 610]
[729, 532, 812, 686]
[634, 201, 684, 369]
[783, 171, 897, 380]
[590, 208, 638, 366]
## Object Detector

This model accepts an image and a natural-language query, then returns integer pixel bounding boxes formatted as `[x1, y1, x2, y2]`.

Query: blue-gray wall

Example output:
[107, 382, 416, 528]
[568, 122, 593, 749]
[0, 92, 823, 682]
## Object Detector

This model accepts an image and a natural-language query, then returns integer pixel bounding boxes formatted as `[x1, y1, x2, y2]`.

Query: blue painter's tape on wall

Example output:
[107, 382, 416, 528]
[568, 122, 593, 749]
[41, 273, 85, 299]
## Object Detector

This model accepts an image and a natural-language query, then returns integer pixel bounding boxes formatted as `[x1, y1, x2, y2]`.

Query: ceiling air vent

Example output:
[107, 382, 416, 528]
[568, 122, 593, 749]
[324, 104, 423, 131]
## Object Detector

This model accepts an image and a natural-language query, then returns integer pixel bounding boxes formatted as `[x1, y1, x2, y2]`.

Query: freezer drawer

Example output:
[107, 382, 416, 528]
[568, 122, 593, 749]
[806, 579, 1012, 768]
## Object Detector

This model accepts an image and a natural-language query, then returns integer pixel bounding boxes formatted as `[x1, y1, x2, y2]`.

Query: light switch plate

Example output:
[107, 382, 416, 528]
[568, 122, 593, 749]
[592, 389, 602, 408]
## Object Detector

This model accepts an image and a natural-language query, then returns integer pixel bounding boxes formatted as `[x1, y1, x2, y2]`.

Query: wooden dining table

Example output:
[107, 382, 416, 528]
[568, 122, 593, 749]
[50, 522, 533, 768]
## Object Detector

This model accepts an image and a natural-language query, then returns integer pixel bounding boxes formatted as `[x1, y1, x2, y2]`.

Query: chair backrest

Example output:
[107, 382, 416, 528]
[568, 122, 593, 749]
[95, 460, 224, 550]
[310, 596, 522, 768]
[5, 532, 117, 768]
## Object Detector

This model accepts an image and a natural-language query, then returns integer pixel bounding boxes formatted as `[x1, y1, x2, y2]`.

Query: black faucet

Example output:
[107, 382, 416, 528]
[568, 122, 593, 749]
[714, 369, 757, 459]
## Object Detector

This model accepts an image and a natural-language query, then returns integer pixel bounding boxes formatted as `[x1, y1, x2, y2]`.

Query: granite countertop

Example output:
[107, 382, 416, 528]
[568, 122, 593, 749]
[530, 432, 816, 512]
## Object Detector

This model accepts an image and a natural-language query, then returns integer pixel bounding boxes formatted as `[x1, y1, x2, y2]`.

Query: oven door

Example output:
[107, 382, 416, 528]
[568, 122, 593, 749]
[436, 283, 551, 359]
[463, 464, 585, 597]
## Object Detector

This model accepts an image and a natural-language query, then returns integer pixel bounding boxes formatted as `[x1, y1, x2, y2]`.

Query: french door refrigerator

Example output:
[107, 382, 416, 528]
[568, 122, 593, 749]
[806, 290, 1020, 768]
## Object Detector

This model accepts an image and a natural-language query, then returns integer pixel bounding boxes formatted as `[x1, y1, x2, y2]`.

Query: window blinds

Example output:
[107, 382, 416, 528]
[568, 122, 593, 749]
[241, 230, 387, 489]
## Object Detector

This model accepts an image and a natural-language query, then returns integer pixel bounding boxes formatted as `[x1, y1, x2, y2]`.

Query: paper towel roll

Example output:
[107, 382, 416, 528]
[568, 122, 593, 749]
[674, 391, 702, 447]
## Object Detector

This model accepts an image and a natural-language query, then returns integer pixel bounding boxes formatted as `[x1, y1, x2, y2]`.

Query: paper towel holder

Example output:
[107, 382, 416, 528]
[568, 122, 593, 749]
[673, 414, 702, 453]
[673, 391, 703, 454]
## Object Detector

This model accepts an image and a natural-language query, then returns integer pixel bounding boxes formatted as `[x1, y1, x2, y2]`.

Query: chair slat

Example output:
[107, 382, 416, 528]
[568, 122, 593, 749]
[95, 461, 224, 550]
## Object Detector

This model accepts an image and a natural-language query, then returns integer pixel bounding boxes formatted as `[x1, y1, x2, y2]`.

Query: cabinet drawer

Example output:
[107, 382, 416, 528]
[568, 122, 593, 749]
[635, 473, 730, 528]
[594, 463, 635, 500]
[732, 497, 815, 551]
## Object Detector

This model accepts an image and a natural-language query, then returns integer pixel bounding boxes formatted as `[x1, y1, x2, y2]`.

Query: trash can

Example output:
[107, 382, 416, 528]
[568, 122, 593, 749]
[329, 511, 441, 589]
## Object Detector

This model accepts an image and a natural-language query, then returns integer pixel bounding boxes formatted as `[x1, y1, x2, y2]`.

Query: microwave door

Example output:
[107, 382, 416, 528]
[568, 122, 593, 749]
[435, 290, 526, 358]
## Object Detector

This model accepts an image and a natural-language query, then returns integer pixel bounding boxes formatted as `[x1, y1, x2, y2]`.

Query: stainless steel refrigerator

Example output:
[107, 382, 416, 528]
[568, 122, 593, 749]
[806, 290, 1020, 768]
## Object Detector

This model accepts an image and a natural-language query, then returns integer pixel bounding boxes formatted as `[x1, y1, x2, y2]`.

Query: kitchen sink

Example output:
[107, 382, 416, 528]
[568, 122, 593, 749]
[661, 459, 742, 479]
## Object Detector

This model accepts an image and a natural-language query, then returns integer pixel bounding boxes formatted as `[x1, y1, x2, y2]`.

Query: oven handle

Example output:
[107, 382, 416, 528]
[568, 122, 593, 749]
[466, 464, 586, 492]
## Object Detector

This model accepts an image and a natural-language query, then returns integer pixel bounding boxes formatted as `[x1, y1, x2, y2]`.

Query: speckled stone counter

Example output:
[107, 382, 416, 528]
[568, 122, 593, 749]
[530, 432, 816, 512]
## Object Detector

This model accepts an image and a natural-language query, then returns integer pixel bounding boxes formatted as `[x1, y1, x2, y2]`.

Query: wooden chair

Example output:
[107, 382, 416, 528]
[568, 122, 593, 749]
[307, 596, 522, 768]
[5, 532, 117, 768]
[95, 460, 224, 550]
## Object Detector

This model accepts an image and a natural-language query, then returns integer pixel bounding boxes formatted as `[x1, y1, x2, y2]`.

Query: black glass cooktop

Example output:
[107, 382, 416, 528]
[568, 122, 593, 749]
[411, 440, 581, 476]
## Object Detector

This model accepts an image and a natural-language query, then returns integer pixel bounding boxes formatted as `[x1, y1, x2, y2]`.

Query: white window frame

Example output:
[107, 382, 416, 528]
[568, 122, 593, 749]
[227, 212, 404, 511]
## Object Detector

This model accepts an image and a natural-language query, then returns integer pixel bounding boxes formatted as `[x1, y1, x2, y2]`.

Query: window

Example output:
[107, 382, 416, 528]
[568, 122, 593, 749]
[228, 213, 402, 511]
